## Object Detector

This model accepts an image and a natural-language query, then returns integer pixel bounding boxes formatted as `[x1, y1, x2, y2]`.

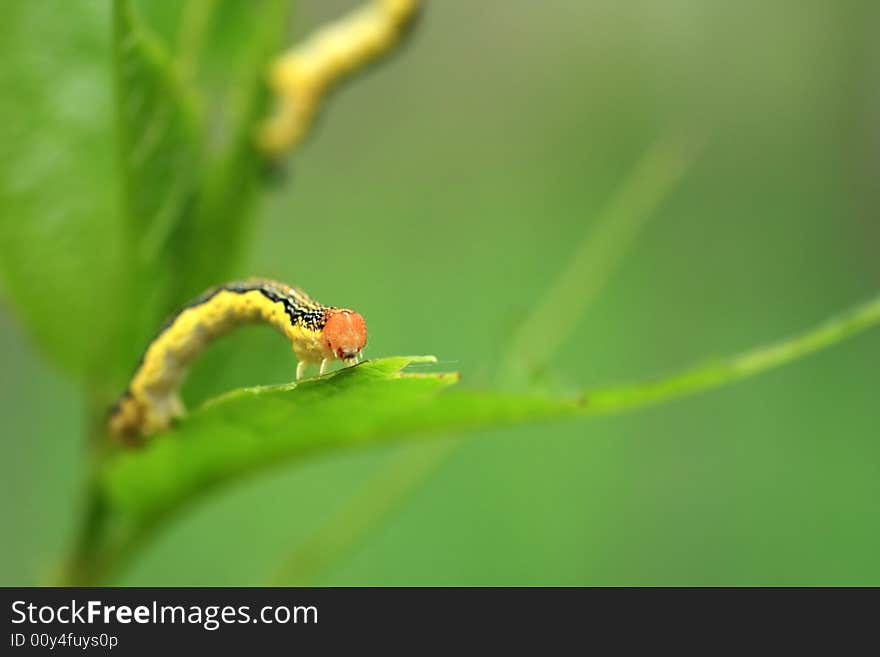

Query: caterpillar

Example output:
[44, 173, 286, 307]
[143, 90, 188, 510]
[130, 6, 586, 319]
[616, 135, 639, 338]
[258, 0, 420, 156]
[108, 279, 367, 442]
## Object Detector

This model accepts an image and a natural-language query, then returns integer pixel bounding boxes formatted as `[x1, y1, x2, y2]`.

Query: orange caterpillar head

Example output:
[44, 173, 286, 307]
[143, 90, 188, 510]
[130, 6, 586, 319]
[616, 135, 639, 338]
[322, 309, 367, 362]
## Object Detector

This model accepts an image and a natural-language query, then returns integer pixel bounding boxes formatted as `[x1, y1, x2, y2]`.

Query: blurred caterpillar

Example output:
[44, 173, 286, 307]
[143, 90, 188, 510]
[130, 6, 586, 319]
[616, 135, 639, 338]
[108, 279, 367, 442]
[258, 0, 420, 155]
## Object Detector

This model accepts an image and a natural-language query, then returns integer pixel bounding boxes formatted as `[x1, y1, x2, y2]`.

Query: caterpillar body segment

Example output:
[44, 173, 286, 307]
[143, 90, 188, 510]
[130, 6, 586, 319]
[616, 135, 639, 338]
[108, 279, 367, 442]
[258, 0, 420, 155]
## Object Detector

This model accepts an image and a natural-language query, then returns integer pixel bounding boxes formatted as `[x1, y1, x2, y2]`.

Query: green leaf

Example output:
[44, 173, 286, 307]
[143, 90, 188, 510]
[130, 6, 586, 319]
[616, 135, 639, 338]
[114, 0, 201, 255]
[100, 356, 578, 522]
[0, 1, 123, 379]
[100, 292, 880, 527]
[114, 0, 292, 349]
[0, 0, 291, 386]
[112, 0, 202, 351]
[178, 0, 292, 295]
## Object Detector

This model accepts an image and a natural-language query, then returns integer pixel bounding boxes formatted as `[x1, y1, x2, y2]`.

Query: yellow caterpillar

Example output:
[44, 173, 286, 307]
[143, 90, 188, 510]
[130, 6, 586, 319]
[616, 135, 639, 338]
[108, 279, 367, 442]
[258, 0, 420, 155]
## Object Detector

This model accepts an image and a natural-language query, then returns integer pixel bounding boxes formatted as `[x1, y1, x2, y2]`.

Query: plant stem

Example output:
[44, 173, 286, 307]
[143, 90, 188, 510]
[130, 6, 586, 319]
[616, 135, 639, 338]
[584, 292, 880, 414]
[505, 132, 703, 383]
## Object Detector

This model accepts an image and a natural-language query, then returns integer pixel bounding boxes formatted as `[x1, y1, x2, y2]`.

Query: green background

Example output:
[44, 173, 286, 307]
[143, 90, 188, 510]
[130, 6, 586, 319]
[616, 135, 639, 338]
[1, 0, 878, 585]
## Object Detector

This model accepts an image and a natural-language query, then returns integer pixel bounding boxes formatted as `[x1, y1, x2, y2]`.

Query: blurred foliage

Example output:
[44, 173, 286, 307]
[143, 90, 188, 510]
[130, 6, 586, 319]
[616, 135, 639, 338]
[0, 0, 289, 387]
[0, 2, 120, 379]
[114, 0, 290, 372]
[1, 0, 878, 585]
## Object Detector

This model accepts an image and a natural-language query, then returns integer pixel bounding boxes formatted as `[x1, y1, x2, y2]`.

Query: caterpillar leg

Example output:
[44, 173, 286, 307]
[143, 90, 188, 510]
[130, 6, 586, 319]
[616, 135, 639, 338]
[319, 358, 331, 375]
[169, 394, 186, 419]
[296, 360, 307, 380]
[141, 391, 178, 435]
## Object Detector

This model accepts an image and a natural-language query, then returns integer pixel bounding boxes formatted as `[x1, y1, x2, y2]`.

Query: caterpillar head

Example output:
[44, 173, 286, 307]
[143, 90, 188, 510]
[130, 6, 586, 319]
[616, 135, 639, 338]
[322, 309, 367, 362]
